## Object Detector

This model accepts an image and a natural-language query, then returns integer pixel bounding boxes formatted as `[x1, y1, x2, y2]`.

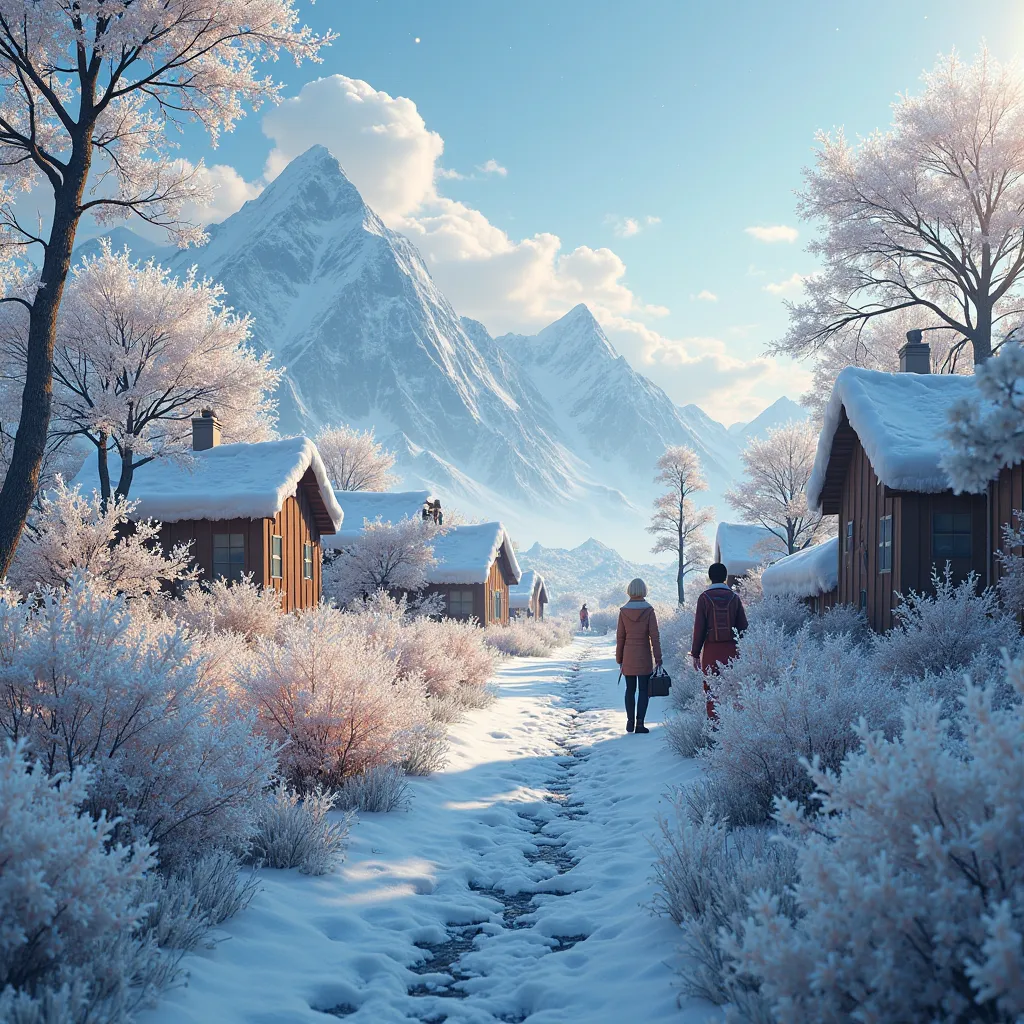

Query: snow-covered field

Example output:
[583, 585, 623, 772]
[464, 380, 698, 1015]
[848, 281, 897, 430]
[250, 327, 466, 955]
[141, 635, 716, 1024]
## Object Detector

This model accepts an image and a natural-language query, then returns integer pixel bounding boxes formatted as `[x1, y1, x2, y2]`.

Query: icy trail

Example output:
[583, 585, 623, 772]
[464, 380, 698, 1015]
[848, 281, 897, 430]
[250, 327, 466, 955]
[142, 636, 717, 1024]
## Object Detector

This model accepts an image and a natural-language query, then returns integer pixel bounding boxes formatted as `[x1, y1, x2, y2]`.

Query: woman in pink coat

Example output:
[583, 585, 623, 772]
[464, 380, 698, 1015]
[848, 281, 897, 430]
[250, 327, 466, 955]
[615, 578, 663, 734]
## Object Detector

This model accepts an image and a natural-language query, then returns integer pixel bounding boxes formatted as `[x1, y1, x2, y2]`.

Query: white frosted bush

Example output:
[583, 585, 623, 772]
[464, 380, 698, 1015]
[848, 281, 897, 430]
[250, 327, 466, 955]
[995, 512, 1024, 614]
[652, 801, 795, 1018]
[586, 606, 619, 634]
[336, 764, 409, 813]
[240, 605, 429, 790]
[483, 618, 572, 657]
[805, 601, 869, 642]
[0, 741, 154, 1005]
[249, 784, 353, 876]
[735, 658, 1024, 1023]
[0, 576, 276, 867]
[744, 592, 811, 634]
[400, 722, 449, 776]
[176, 573, 283, 641]
[872, 567, 1020, 681]
[703, 626, 898, 825]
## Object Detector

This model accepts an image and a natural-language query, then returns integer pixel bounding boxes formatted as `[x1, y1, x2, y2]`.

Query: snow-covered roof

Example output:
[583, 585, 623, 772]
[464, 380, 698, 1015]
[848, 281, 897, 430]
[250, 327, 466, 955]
[324, 490, 435, 549]
[714, 522, 781, 577]
[509, 568, 547, 609]
[807, 367, 978, 512]
[426, 523, 522, 586]
[70, 437, 343, 532]
[761, 537, 839, 599]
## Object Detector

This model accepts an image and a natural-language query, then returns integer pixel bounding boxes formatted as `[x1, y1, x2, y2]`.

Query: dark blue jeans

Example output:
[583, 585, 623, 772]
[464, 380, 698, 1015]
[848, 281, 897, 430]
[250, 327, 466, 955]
[625, 675, 650, 724]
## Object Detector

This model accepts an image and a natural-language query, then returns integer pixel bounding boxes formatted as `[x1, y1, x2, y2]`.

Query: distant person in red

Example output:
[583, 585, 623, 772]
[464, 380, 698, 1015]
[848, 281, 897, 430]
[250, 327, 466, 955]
[690, 563, 748, 720]
[579, 604, 590, 630]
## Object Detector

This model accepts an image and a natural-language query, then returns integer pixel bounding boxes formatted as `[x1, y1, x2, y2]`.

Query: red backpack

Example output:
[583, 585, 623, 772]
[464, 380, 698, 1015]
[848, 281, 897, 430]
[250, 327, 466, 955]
[706, 590, 739, 644]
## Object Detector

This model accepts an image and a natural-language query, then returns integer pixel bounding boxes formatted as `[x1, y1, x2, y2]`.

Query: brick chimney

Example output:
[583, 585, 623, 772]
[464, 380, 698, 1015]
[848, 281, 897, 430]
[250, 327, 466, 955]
[192, 408, 221, 451]
[898, 329, 931, 374]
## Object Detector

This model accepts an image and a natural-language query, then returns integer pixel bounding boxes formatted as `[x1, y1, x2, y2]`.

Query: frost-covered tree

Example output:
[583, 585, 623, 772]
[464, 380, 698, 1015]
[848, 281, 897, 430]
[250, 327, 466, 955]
[725, 421, 832, 555]
[944, 340, 1024, 493]
[735, 658, 1024, 1023]
[325, 518, 440, 606]
[776, 48, 1024, 372]
[176, 573, 283, 642]
[0, 1, 332, 577]
[49, 244, 281, 499]
[314, 423, 398, 492]
[648, 446, 713, 605]
[8, 478, 197, 599]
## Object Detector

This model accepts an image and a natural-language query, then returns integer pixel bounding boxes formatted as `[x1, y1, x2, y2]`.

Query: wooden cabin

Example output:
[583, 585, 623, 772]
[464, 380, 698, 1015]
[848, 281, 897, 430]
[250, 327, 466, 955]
[761, 536, 839, 614]
[807, 345, 983, 632]
[509, 569, 549, 619]
[72, 412, 343, 611]
[713, 522, 782, 587]
[423, 523, 521, 626]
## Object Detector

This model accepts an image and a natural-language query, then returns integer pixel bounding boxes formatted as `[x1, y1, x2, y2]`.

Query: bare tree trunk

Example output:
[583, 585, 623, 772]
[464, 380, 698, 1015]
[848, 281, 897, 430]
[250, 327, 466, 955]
[0, 142, 93, 576]
[115, 446, 135, 500]
[971, 299, 993, 364]
[97, 433, 111, 502]
[677, 514, 685, 606]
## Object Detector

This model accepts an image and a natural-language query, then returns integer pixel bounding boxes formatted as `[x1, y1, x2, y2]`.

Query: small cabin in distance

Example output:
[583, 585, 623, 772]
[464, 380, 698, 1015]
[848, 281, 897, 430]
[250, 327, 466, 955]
[424, 523, 521, 626]
[71, 411, 343, 611]
[806, 339, 984, 633]
[713, 522, 781, 587]
[761, 536, 839, 614]
[509, 569, 548, 619]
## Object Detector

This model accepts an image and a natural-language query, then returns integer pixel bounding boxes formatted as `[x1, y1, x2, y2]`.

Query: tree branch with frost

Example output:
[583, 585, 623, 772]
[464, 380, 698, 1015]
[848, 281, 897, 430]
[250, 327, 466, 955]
[774, 48, 1024, 370]
[0, 0, 333, 579]
[314, 423, 398, 492]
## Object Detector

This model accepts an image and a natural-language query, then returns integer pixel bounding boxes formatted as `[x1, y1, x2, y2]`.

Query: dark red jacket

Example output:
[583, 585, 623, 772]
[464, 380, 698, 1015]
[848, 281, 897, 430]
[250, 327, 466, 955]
[690, 586, 748, 658]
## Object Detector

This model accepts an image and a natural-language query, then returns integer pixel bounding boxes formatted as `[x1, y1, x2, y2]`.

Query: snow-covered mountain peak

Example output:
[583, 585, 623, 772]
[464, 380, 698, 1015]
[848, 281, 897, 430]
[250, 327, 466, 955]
[533, 303, 620, 366]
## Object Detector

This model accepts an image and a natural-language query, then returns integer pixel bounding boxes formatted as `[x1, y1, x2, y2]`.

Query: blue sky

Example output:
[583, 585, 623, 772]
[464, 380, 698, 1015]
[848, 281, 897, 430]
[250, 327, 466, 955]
[173, 0, 1024, 422]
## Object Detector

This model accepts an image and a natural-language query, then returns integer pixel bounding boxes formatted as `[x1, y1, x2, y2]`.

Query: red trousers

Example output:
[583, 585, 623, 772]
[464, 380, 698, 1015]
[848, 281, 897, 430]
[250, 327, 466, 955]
[700, 640, 738, 720]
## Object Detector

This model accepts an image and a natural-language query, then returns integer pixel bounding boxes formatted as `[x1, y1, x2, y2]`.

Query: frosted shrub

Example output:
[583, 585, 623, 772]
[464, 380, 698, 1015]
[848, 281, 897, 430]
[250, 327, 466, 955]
[744, 592, 811, 634]
[176, 573, 283, 640]
[336, 764, 410, 813]
[0, 741, 154, 1005]
[652, 800, 796, 1018]
[806, 601, 870, 642]
[8, 479, 196, 601]
[735, 659, 1024, 1023]
[703, 627, 897, 825]
[400, 722, 450, 776]
[663, 683, 711, 759]
[873, 567, 1020, 682]
[249, 784, 353, 876]
[0, 576, 276, 867]
[483, 618, 572, 657]
[586, 606, 619, 634]
[402, 616, 497, 706]
[241, 605, 428, 790]
[995, 512, 1024, 615]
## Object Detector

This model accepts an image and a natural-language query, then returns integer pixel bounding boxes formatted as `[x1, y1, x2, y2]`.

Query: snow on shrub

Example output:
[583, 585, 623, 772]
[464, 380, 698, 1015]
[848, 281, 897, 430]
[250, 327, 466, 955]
[805, 601, 869, 642]
[702, 626, 897, 826]
[0, 576, 275, 867]
[872, 567, 1020, 681]
[176, 573, 283, 641]
[652, 800, 795, 1018]
[336, 764, 410, 813]
[483, 617, 572, 657]
[663, 684, 711, 760]
[734, 658, 1024, 1023]
[399, 615, 497, 707]
[0, 741, 154, 1006]
[249, 783, 353, 876]
[8, 479, 196, 601]
[240, 605, 429, 790]
[586, 606, 619, 634]
[400, 722, 450, 776]
[995, 511, 1024, 616]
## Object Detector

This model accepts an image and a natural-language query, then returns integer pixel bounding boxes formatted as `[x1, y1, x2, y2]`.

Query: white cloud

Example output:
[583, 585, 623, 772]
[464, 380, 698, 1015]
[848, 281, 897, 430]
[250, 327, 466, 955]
[745, 224, 799, 243]
[437, 167, 467, 180]
[694, 289, 718, 302]
[477, 159, 507, 176]
[763, 272, 808, 295]
[607, 214, 661, 238]
[184, 163, 263, 225]
[261, 75, 444, 221]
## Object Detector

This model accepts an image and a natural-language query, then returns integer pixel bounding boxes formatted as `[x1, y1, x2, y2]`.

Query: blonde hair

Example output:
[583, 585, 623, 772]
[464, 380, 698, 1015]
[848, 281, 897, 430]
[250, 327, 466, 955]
[627, 577, 648, 599]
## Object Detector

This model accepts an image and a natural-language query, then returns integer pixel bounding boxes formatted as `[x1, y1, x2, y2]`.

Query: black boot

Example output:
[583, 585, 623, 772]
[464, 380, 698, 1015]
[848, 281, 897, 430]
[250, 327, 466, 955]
[626, 718, 634, 733]
[634, 721, 650, 734]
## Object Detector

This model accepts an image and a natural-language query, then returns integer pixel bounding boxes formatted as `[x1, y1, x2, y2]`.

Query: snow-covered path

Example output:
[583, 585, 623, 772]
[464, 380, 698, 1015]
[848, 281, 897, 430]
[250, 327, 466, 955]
[143, 636, 717, 1024]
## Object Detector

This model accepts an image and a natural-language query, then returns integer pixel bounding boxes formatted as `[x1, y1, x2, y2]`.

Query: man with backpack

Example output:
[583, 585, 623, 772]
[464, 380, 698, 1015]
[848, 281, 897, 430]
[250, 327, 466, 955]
[690, 562, 748, 719]
[579, 603, 590, 631]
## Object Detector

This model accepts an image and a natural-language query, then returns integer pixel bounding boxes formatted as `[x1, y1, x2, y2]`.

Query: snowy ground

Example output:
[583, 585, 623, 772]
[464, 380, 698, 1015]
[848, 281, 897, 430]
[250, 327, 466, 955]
[142, 635, 718, 1024]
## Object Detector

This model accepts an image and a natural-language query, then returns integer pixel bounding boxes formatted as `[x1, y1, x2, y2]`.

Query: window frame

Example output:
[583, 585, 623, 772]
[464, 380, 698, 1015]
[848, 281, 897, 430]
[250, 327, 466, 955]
[931, 512, 972, 562]
[212, 532, 246, 582]
[270, 534, 283, 579]
[302, 542, 314, 581]
[493, 589, 503, 622]
[447, 587, 474, 619]
[878, 515, 893, 574]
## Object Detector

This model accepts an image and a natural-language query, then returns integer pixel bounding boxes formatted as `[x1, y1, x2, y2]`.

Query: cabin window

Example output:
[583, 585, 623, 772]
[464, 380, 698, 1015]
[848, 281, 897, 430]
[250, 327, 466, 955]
[932, 513, 972, 561]
[270, 535, 283, 579]
[493, 590, 503, 621]
[303, 542, 314, 581]
[212, 533, 245, 582]
[878, 515, 893, 573]
[845, 519, 855, 554]
[447, 588, 474, 619]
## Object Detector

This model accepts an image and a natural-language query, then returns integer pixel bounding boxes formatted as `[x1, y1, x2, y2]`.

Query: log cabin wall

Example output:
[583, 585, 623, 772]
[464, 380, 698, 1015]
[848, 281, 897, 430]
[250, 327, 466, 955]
[484, 558, 510, 626]
[159, 517, 267, 587]
[263, 490, 323, 613]
[838, 438, 900, 633]
[990, 461, 1024, 593]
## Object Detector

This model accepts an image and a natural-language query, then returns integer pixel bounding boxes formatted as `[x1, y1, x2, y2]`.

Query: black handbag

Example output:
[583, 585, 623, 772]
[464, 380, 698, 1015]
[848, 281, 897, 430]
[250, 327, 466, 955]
[648, 666, 672, 697]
